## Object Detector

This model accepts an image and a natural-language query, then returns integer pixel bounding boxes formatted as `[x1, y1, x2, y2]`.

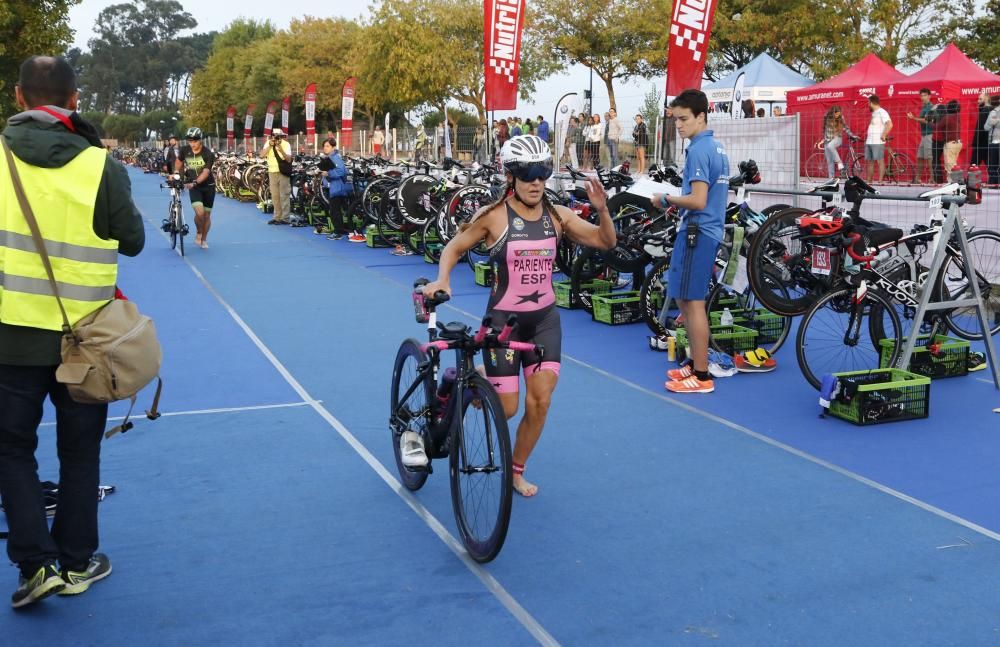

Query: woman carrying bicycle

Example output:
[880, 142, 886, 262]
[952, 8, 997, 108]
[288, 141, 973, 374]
[822, 106, 855, 179]
[422, 135, 616, 497]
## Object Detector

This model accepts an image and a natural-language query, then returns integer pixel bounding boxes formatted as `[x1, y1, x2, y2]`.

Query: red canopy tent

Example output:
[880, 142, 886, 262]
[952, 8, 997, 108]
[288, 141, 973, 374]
[879, 44, 1000, 169]
[787, 54, 908, 175]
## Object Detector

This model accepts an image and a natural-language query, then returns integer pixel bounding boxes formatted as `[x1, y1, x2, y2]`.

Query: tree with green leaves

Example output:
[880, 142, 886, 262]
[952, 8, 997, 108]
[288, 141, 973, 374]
[530, 0, 669, 111]
[0, 0, 80, 122]
[640, 83, 662, 132]
[943, 0, 1000, 72]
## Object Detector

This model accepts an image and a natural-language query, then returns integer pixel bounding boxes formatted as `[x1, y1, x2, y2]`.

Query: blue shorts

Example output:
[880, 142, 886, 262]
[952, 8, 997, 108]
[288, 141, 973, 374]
[667, 230, 719, 301]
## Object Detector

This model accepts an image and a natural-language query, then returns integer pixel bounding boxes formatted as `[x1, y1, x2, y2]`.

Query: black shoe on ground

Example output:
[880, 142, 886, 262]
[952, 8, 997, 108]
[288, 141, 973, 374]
[12, 563, 64, 609]
[58, 553, 112, 596]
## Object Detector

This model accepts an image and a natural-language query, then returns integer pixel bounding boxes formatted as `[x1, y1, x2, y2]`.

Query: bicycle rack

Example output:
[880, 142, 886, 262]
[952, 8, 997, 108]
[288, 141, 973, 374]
[895, 196, 999, 390]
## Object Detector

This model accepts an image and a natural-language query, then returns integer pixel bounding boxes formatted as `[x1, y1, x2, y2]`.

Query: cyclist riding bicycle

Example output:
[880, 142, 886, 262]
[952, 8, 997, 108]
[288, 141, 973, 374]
[174, 127, 216, 249]
[421, 135, 616, 497]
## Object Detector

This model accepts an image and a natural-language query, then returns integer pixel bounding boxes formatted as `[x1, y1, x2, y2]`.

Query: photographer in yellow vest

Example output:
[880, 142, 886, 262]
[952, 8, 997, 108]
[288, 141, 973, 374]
[0, 56, 144, 609]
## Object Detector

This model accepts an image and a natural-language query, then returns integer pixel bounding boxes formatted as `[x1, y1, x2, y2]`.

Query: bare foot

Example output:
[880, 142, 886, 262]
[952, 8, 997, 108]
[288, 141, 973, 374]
[200, 240, 209, 249]
[194, 233, 202, 246]
[513, 473, 538, 497]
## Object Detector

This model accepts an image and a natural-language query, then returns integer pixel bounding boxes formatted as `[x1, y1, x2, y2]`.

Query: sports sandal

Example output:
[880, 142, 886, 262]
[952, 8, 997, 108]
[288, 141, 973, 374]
[665, 376, 714, 393]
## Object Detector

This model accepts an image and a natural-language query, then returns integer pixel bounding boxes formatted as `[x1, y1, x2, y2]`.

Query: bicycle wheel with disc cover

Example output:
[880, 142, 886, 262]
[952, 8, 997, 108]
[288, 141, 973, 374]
[390, 339, 435, 491]
[396, 174, 437, 226]
[449, 373, 512, 563]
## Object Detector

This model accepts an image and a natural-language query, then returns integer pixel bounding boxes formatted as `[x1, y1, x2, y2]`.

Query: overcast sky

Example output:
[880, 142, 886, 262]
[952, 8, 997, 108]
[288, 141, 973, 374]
[68, 1, 962, 126]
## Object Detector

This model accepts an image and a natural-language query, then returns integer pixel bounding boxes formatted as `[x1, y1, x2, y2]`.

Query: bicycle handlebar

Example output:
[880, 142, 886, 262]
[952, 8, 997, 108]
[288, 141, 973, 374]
[843, 232, 877, 262]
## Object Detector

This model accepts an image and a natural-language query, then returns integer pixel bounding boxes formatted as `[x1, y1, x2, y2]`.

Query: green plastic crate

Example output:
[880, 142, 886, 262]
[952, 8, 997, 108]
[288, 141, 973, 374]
[710, 308, 786, 346]
[365, 225, 392, 248]
[827, 369, 931, 425]
[674, 324, 759, 356]
[877, 334, 970, 379]
[474, 262, 494, 287]
[592, 291, 644, 325]
[554, 279, 612, 309]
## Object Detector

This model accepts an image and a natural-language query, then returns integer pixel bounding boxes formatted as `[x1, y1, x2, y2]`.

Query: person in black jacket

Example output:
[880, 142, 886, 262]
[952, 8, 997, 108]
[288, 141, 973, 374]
[973, 91, 992, 167]
[0, 56, 144, 609]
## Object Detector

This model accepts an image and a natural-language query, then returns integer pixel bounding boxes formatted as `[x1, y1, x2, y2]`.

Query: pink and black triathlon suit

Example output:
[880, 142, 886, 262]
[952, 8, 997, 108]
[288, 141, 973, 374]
[484, 203, 562, 393]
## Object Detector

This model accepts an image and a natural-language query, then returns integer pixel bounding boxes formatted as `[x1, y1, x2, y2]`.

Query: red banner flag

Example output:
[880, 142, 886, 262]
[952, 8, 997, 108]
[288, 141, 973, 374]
[665, 0, 720, 97]
[281, 96, 290, 132]
[484, 0, 526, 111]
[225, 105, 237, 150]
[264, 100, 278, 136]
[304, 84, 317, 138]
[341, 77, 357, 149]
[243, 104, 256, 145]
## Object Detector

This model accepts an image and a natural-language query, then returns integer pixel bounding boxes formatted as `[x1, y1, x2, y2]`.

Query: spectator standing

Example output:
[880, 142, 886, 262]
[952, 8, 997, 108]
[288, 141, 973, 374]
[524, 118, 534, 136]
[260, 128, 292, 224]
[633, 114, 648, 175]
[772, 106, 783, 117]
[563, 116, 580, 167]
[497, 119, 510, 148]
[906, 88, 936, 183]
[755, 108, 765, 118]
[973, 91, 991, 166]
[664, 106, 677, 166]
[864, 94, 893, 183]
[372, 126, 385, 156]
[317, 138, 359, 241]
[509, 118, 521, 137]
[574, 115, 586, 168]
[822, 105, 854, 178]
[741, 99, 755, 118]
[536, 115, 549, 143]
[586, 113, 603, 170]
[941, 100, 963, 175]
[986, 95, 1000, 184]
[607, 108, 622, 168]
[0, 56, 144, 609]
[162, 134, 179, 173]
[473, 126, 486, 165]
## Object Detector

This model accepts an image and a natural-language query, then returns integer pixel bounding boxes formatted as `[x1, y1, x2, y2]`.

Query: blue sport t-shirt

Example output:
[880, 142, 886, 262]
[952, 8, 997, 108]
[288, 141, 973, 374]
[680, 129, 729, 243]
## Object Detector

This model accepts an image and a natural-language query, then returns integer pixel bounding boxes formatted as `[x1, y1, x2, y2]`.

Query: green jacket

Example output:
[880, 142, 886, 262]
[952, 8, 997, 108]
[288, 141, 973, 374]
[1, 112, 145, 366]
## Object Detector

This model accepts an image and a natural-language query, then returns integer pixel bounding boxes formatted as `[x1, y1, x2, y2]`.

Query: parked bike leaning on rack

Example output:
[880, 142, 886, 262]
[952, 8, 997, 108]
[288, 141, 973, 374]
[419, 134, 617, 498]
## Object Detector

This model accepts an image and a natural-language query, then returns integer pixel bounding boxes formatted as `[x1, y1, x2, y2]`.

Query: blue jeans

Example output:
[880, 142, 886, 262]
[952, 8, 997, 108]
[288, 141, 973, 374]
[608, 141, 619, 167]
[0, 364, 107, 574]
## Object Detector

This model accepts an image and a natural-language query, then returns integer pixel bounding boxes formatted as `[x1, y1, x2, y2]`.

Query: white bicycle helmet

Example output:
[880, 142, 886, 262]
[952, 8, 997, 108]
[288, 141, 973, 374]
[500, 135, 553, 179]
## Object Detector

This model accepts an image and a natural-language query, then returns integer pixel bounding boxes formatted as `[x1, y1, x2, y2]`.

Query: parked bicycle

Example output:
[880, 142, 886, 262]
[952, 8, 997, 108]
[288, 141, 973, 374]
[804, 136, 914, 185]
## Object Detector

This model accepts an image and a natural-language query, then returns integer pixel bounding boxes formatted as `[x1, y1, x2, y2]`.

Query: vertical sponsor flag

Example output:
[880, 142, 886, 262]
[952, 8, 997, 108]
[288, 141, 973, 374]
[264, 100, 277, 135]
[483, 0, 526, 111]
[731, 72, 746, 118]
[281, 96, 290, 132]
[665, 0, 720, 97]
[226, 105, 237, 150]
[554, 92, 578, 164]
[243, 104, 256, 147]
[304, 83, 317, 142]
[341, 77, 357, 149]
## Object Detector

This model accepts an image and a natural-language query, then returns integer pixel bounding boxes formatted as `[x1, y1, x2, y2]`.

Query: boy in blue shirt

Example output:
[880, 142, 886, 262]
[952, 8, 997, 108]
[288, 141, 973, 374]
[652, 89, 729, 394]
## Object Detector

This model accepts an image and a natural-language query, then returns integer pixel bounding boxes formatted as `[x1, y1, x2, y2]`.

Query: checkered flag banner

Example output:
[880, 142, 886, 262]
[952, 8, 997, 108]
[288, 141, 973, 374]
[666, 0, 720, 97]
[484, 0, 526, 111]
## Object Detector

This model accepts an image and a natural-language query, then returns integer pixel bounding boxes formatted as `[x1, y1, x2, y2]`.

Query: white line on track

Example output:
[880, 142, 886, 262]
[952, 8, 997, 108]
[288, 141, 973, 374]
[150, 219, 560, 647]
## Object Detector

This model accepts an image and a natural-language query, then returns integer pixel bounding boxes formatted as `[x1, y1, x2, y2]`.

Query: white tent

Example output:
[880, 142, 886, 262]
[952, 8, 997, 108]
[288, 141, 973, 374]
[703, 52, 813, 105]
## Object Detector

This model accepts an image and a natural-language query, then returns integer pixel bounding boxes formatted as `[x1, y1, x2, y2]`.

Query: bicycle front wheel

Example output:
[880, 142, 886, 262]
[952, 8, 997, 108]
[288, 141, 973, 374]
[941, 229, 1000, 340]
[797, 287, 901, 389]
[390, 339, 435, 491]
[170, 202, 180, 251]
[449, 374, 512, 563]
[177, 207, 185, 257]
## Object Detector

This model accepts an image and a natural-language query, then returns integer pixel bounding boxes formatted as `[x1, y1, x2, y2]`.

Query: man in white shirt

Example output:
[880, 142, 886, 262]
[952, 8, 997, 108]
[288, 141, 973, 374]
[865, 94, 893, 183]
[606, 108, 622, 167]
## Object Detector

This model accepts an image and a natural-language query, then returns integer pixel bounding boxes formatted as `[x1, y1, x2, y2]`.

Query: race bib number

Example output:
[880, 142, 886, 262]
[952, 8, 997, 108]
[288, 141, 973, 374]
[811, 246, 833, 276]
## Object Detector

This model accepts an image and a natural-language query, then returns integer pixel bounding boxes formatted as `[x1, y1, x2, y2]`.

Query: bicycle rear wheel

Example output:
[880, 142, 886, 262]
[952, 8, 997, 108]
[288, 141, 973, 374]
[804, 152, 829, 184]
[449, 374, 512, 563]
[170, 202, 180, 251]
[390, 339, 435, 491]
[941, 229, 1000, 340]
[177, 207, 185, 257]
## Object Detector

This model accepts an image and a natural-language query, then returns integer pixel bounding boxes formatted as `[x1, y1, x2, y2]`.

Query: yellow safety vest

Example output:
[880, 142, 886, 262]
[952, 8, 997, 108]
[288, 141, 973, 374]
[0, 146, 118, 331]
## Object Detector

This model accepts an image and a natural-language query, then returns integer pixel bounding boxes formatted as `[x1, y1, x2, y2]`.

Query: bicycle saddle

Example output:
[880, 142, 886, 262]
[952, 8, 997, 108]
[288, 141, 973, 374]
[919, 183, 965, 198]
[851, 227, 904, 256]
[438, 321, 470, 340]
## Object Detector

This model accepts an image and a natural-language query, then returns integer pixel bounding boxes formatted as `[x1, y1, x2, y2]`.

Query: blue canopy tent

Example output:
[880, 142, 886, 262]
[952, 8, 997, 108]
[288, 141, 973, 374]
[704, 53, 813, 109]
